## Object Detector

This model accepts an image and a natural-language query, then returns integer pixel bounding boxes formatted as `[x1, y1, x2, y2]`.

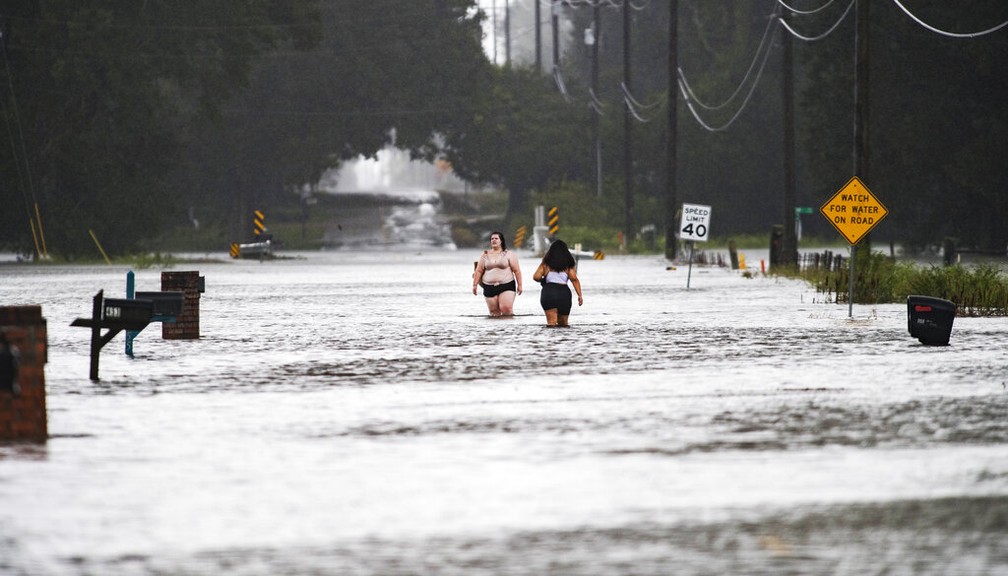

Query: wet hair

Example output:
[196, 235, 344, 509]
[543, 240, 575, 271]
[489, 230, 507, 251]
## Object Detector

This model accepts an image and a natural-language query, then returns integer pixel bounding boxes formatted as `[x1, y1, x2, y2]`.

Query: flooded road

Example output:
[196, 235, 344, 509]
[1, 250, 1006, 575]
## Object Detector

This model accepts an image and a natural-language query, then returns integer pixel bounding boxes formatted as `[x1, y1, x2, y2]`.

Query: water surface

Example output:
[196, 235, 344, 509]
[1, 250, 1006, 575]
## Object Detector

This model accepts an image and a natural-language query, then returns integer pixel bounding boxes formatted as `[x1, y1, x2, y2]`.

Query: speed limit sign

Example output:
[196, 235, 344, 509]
[680, 203, 711, 242]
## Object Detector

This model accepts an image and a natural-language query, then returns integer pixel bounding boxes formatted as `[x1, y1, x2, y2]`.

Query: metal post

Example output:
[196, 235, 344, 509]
[126, 270, 135, 357]
[89, 291, 103, 381]
[686, 242, 695, 290]
[848, 245, 855, 318]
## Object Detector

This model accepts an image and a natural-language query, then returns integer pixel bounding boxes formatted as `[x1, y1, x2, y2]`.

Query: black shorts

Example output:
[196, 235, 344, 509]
[540, 282, 572, 315]
[481, 279, 516, 298]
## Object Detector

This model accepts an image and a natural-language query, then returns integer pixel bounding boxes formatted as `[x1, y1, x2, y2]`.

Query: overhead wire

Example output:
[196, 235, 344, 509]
[588, 87, 605, 115]
[678, 14, 778, 111]
[678, 15, 781, 133]
[888, 0, 1008, 39]
[623, 93, 653, 122]
[776, 0, 837, 16]
[553, 66, 573, 102]
[621, 81, 663, 111]
[778, 0, 854, 42]
[621, 91, 662, 122]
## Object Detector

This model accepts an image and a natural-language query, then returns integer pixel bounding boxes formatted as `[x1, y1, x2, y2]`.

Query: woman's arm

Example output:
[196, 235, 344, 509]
[532, 261, 547, 282]
[510, 252, 523, 294]
[472, 255, 485, 295]
[568, 267, 583, 306]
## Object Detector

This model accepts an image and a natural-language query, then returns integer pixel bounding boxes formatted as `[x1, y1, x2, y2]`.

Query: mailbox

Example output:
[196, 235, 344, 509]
[907, 295, 956, 346]
[103, 298, 153, 325]
[134, 291, 184, 317]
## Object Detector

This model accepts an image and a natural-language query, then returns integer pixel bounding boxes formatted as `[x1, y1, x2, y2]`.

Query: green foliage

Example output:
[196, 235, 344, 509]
[523, 179, 666, 252]
[799, 1, 1008, 252]
[785, 252, 1008, 316]
[119, 252, 178, 270]
[169, 0, 493, 242]
[4, 1, 1005, 259]
[897, 264, 1008, 317]
[0, 0, 322, 258]
[444, 66, 591, 223]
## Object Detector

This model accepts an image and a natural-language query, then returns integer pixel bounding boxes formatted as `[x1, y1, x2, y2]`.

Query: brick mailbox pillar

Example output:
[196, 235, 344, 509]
[0, 305, 48, 441]
[161, 271, 203, 339]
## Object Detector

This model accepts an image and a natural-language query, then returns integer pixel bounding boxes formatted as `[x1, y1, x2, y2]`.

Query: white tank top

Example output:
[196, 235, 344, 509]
[545, 270, 568, 284]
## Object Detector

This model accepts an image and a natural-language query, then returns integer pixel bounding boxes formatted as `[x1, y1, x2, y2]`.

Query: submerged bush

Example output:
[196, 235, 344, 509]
[782, 253, 1008, 316]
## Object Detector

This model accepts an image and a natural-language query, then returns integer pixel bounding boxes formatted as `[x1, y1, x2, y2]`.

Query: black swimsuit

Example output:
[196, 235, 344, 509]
[481, 279, 517, 298]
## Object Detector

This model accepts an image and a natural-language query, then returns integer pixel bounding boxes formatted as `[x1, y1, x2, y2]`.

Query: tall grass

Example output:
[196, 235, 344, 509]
[784, 252, 1008, 316]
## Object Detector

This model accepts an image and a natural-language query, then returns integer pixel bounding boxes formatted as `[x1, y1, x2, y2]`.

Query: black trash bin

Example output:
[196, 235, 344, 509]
[907, 295, 956, 346]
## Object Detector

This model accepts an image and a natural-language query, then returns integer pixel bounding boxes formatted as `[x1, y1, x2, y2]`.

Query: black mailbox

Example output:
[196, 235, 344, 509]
[103, 298, 153, 325]
[135, 291, 184, 317]
[907, 295, 956, 346]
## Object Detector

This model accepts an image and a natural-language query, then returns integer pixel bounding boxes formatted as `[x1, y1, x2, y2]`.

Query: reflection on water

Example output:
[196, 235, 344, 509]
[0, 250, 1006, 575]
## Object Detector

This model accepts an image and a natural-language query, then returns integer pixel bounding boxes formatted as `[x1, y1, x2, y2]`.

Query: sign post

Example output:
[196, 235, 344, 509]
[819, 176, 889, 317]
[795, 206, 813, 241]
[680, 203, 711, 290]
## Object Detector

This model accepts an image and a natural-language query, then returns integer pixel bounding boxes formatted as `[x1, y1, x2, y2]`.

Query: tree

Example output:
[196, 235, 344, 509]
[166, 0, 495, 240]
[798, 0, 1007, 251]
[0, 1, 321, 258]
[440, 66, 590, 226]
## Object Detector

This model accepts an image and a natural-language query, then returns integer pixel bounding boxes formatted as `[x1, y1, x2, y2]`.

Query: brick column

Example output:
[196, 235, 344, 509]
[0, 306, 48, 441]
[161, 271, 202, 339]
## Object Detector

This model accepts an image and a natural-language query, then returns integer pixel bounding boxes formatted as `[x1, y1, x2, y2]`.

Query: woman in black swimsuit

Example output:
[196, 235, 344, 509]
[472, 231, 523, 316]
[532, 240, 583, 327]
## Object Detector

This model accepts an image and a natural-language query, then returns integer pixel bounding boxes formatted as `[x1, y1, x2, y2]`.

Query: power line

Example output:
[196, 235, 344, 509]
[553, 66, 573, 102]
[621, 81, 663, 110]
[777, 0, 838, 16]
[621, 83, 660, 123]
[678, 14, 778, 111]
[678, 18, 780, 133]
[778, 0, 854, 42]
[888, 0, 1008, 39]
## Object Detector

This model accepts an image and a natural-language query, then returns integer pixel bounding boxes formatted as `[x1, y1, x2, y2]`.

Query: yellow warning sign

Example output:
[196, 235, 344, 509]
[820, 176, 888, 245]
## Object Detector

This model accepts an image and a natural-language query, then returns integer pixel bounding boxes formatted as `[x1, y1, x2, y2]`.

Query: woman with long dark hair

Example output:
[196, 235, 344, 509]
[532, 240, 583, 326]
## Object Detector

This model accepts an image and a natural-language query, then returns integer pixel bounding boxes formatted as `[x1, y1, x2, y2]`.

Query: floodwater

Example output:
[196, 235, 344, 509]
[1, 249, 1006, 575]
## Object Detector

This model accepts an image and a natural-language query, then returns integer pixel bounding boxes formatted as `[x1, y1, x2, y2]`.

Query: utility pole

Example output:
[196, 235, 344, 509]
[535, 0, 542, 74]
[849, 0, 871, 314]
[665, 0, 679, 260]
[623, 0, 633, 247]
[592, 3, 602, 198]
[782, 7, 797, 267]
[492, 0, 497, 64]
[853, 0, 870, 182]
[505, 0, 511, 66]
[552, 0, 560, 71]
